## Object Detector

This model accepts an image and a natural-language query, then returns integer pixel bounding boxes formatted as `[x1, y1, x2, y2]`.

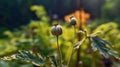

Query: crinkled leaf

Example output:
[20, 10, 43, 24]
[94, 36, 112, 47]
[91, 37, 109, 58]
[1, 50, 46, 66]
[91, 38, 98, 51]
[108, 49, 119, 59]
[49, 56, 58, 67]
[90, 36, 119, 59]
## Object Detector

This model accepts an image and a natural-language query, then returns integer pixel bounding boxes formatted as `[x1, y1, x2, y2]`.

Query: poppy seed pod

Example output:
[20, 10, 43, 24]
[51, 24, 62, 36]
[69, 17, 77, 25]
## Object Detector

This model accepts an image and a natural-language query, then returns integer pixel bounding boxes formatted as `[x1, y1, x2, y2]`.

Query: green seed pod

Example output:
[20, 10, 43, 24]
[69, 17, 77, 25]
[51, 25, 62, 36]
[77, 30, 85, 40]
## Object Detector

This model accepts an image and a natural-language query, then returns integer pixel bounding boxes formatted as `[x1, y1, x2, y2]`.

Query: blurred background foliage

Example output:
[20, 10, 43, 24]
[0, 0, 120, 29]
[0, 0, 120, 67]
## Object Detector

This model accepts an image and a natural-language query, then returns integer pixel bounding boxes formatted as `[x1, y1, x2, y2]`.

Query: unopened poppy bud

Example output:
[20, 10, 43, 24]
[69, 17, 77, 25]
[77, 30, 85, 40]
[51, 24, 62, 36]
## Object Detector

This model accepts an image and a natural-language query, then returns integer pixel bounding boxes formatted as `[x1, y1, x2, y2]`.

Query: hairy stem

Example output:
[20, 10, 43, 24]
[67, 25, 76, 67]
[75, 47, 81, 67]
[56, 36, 62, 67]
[75, 30, 82, 67]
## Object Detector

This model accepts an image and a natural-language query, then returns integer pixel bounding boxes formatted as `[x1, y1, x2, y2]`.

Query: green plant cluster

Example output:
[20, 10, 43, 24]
[0, 5, 120, 67]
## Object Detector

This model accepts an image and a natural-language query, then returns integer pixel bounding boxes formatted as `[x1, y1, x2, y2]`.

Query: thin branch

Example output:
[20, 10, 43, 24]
[67, 25, 76, 67]
[56, 36, 62, 67]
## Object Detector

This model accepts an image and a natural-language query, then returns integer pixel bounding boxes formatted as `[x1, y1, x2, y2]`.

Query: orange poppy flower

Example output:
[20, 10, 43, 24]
[64, 9, 90, 28]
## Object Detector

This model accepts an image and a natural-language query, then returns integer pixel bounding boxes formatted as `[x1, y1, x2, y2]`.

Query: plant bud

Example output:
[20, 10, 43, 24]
[69, 17, 77, 25]
[77, 30, 85, 40]
[51, 24, 62, 36]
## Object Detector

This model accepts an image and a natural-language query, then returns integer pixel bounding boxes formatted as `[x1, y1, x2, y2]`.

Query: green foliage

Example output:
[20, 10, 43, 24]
[0, 5, 120, 67]
[93, 22, 120, 55]
[102, 0, 120, 23]
[1, 50, 46, 66]
[90, 35, 119, 58]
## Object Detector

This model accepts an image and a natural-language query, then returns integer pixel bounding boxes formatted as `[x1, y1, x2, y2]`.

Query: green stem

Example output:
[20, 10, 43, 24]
[67, 43, 74, 67]
[67, 25, 76, 67]
[56, 36, 62, 67]
[76, 46, 80, 67]
[88, 37, 96, 67]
